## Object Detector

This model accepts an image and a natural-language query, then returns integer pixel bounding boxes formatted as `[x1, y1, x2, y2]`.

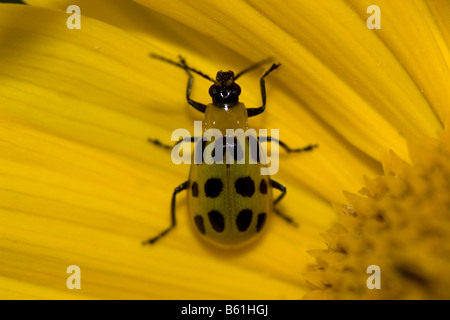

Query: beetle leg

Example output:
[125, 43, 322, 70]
[270, 179, 298, 227]
[143, 181, 189, 245]
[148, 136, 198, 150]
[247, 63, 281, 117]
[179, 56, 208, 113]
[258, 136, 318, 153]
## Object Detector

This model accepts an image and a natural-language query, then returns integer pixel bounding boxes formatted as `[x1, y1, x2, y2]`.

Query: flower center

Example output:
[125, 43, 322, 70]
[305, 132, 450, 299]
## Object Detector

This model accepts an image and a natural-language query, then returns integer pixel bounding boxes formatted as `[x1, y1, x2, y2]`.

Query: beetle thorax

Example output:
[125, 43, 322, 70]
[204, 102, 248, 134]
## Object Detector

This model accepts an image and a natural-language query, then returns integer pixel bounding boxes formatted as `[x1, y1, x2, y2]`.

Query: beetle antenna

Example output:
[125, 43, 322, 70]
[150, 53, 217, 84]
[233, 57, 275, 80]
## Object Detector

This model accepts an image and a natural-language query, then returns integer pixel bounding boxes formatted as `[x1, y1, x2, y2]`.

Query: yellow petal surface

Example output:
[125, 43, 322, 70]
[4, 0, 447, 300]
[426, 0, 450, 66]
[0, 4, 335, 299]
[137, 0, 446, 159]
[25, 0, 384, 200]
[347, 0, 450, 127]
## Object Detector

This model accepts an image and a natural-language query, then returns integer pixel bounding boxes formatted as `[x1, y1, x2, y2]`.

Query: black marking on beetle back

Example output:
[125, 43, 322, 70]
[236, 209, 253, 232]
[256, 213, 267, 232]
[208, 210, 225, 232]
[194, 215, 206, 234]
[191, 181, 199, 197]
[235, 177, 255, 197]
[204, 178, 223, 198]
[259, 179, 267, 194]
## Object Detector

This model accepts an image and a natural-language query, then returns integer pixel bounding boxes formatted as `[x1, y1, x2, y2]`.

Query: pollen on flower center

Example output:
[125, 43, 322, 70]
[304, 131, 450, 300]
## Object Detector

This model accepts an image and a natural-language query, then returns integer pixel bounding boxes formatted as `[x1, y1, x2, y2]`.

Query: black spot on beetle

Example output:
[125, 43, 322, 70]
[208, 210, 225, 232]
[235, 177, 255, 197]
[204, 178, 223, 198]
[191, 181, 199, 197]
[259, 179, 267, 194]
[236, 209, 253, 232]
[194, 215, 205, 234]
[256, 213, 267, 232]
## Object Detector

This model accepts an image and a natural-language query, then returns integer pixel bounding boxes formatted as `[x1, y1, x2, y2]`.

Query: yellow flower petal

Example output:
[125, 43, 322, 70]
[137, 0, 443, 161]
[426, 0, 450, 65]
[24, 0, 382, 198]
[348, 0, 450, 127]
[3, 0, 448, 300]
[0, 4, 334, 299]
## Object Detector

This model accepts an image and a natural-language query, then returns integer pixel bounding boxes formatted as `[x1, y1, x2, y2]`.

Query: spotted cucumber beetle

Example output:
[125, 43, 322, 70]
[144, 54, 317, 248]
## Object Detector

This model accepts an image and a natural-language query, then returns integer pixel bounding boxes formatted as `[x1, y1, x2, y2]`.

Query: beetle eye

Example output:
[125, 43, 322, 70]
[209, 85, 219, 97]
[232, 85, 241, 96]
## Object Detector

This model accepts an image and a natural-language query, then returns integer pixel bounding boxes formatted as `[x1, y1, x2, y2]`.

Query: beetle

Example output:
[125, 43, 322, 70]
[143, 54, 317, 248]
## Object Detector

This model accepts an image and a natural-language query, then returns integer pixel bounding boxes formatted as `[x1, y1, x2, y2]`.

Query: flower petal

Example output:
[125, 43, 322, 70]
[26, 1, 384, 199]
[348, 0, 450, 127]
[0, 4, 334, 299]
[137, 0, 445, 161]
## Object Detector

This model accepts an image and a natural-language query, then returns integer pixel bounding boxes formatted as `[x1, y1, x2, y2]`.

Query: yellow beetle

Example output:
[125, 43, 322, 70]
[144, 55, 317, 248]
